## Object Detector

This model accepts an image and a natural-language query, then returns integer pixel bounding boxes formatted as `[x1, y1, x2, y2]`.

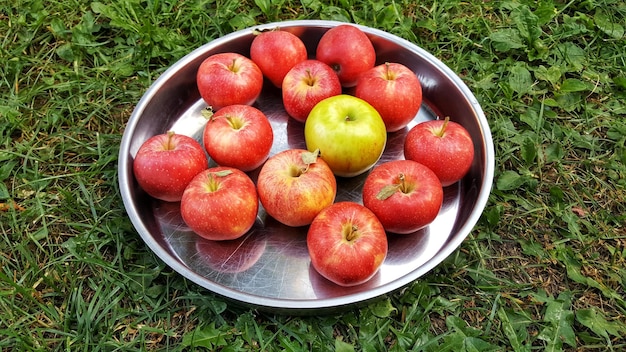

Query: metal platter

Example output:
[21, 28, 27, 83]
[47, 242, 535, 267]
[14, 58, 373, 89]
[118, 20, 495, 314]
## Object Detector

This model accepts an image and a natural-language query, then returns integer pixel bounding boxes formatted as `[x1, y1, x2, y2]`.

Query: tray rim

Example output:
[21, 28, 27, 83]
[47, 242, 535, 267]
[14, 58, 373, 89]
[118, 19, 495, 313]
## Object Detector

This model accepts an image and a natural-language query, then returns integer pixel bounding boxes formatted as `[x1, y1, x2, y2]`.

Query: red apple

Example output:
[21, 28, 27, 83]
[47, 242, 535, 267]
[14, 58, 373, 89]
[404, 117, 475, 186]
[307, 201, 388, 287]
[355, 62, 423, 132]
[316, 24, 376, 87]
[196, 52, 263, 111]
[133, 131, 208, 202]
[202, 105, 273, 171]
[362, 160, 443, 234]
[181, 167, 258, 240]
[256, 149, 336, 227]
[281, 59, 342, 123]
[250, 29, 308, 88]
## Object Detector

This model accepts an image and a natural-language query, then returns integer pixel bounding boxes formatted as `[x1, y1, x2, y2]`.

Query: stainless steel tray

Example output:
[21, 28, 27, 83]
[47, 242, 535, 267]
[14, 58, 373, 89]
[118, 20, 495, 314]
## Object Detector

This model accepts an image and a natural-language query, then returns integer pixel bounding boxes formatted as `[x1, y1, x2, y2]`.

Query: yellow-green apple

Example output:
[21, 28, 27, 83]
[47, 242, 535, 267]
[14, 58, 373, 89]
[133, 131, 208, 202]
[304, 95, 387, 177]
[256, 149, 336, 227]
[181, 167, 258, 240]
[355, 62, 423, 132]
[196, 52, 263, 111]
[404, 117, 475, 186]
[362, 159, 443, 234]
[316, 24, 376, 87]
[250, 29, 308, 88]
[202, 105, 273, 171]
[195, 234, 267, 273]
[307, 201, 388, 286]
[282, 59, 342, 123]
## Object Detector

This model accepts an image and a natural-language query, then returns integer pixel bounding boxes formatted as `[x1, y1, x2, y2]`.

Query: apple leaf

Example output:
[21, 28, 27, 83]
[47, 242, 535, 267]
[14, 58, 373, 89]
[302, 149, 320, 165]
[201, 106, 214, 120]
[376, 185, 400, 200]
[212, 170, 233, 177]
[252, 26, 279, 34]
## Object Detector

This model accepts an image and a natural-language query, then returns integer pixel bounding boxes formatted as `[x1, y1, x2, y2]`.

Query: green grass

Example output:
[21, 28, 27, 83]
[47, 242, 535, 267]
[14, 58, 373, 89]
[1, 0, 626, 350]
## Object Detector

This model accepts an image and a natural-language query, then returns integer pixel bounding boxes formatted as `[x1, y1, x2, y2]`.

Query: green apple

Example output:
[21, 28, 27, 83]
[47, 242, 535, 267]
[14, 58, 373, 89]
[304, 95, 387, 177]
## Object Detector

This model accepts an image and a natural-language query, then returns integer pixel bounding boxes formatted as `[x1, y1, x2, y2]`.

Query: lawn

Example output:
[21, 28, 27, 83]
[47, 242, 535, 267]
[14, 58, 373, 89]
[1, 0, 626, 350]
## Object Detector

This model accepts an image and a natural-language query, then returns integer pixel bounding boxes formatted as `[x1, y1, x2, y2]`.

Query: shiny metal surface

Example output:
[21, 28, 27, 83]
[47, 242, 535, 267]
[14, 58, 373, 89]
[118, 20, 495, 314]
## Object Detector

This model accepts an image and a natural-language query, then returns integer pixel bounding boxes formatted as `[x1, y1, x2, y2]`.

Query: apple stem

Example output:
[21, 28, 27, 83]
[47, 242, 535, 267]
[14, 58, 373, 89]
[228, 58, 240, 73]
[344, 224, 359, 242]
[397, 172, 415, 193]
[165, 131, 176, 150]
[435, 116, 451, 137]
[384, 62, 396, 80]
[376, 173, 412, 200]
[305, 69, 317, 87]
[205, 170, 233, 192]
[206, 172, 219, 192]
[226, 115, 244, 130]
[397, 173, 407, 193]
[298, 149, 319, 175]
[290, 165, 305, 178]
